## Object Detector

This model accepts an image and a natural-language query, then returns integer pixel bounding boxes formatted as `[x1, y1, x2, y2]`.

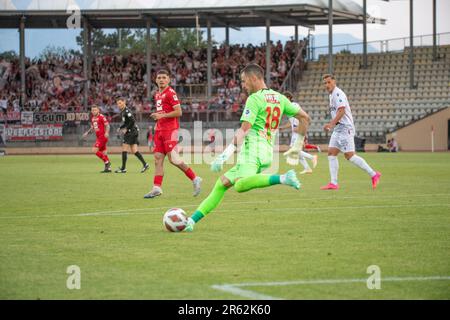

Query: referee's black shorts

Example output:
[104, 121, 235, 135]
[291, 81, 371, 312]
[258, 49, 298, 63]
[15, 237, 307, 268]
[123, 129, 139, 145]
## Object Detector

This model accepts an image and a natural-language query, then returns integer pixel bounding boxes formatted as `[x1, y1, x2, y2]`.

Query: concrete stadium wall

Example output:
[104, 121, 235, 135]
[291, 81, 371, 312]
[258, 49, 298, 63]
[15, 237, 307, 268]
[1, 121, 383, 154]
[387, 107, 450, 151]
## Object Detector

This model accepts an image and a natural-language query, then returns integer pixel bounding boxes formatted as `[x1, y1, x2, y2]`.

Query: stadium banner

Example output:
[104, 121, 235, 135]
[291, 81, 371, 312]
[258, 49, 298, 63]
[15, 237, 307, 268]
[21, 111, 34, 125]
[6, 124, 63, 141]
[33, 112, 90, 124]
[33, 112, 67, 124]
[65, 112, 90, 122]
[0, 111, 21, 123]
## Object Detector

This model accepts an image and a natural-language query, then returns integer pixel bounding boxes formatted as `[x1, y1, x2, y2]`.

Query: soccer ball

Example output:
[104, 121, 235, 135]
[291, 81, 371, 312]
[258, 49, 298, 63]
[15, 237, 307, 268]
[163, 208, 188, 232]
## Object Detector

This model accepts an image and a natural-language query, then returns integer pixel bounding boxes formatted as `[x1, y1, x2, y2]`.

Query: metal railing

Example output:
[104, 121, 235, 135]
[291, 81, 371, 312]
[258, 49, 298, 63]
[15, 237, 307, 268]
[280, 42, 307, 93]
[308, 32, 450, 61]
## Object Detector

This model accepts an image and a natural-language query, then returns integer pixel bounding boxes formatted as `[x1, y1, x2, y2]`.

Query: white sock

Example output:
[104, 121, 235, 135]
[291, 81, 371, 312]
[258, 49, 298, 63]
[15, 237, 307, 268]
[299, 157, 311, 170]
[328, 156, 339, 185]
[349, 155, 376, 177]
[299, 151, 313, 160]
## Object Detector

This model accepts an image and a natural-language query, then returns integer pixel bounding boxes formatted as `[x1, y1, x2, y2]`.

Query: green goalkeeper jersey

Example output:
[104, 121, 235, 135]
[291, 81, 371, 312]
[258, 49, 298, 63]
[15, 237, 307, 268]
[240, 88, 301, 146]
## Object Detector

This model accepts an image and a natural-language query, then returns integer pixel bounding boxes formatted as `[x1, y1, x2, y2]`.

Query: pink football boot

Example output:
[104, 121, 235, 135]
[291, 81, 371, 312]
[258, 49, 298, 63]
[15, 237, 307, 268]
[320, 183, 339, 190]
[372, 172, 382, 189]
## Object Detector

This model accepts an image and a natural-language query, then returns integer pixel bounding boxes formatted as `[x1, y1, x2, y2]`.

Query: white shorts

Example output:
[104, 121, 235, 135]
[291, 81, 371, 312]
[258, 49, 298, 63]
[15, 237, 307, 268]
[329, 128, 355, 153]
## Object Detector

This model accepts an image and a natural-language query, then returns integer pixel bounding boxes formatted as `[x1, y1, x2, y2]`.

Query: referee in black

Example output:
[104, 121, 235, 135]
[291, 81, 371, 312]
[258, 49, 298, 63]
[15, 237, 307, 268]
[115, 96, 149, 173]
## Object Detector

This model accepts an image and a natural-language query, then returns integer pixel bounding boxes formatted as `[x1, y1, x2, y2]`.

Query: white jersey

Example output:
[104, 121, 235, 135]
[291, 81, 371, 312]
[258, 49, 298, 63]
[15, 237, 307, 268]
[288, 102, 301, 132]
[289, 116, 299, 132]
[288, 102, 300, 146]
[329, 86, 354, 132]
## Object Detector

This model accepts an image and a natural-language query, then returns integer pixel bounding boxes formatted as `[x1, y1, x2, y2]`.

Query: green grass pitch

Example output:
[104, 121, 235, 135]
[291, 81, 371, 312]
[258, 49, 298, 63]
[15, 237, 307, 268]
[0, 152, 449, 299]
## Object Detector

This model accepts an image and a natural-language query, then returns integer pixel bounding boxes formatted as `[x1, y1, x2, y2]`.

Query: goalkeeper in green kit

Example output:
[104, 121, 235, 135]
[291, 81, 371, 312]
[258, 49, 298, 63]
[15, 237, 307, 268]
[184, 63, 310, 232]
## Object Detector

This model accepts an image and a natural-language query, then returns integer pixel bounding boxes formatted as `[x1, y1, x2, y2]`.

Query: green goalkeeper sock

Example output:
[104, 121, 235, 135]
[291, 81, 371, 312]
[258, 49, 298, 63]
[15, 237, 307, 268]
[190, 174, 281, 223]
[191, 179, 229, 222]
[234, 174, 281, 193]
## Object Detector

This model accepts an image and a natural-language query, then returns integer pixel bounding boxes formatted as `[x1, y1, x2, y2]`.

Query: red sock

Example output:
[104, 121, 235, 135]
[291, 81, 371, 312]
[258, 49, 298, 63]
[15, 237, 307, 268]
[154, 175, 163, 187]
[96, 151, 109, 163]
[305, 144, 319, 151]
[184, 168, 197, 181]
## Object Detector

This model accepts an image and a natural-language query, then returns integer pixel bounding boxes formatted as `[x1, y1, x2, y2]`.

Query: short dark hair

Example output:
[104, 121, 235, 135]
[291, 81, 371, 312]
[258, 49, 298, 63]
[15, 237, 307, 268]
[156, 69, 171, 77]
[241, 63, 265, 79]
[323, 74, 335, 80]
[115, 96, 126, 102]
[91, 105, 99, 109]
[283, 91, 294, 101]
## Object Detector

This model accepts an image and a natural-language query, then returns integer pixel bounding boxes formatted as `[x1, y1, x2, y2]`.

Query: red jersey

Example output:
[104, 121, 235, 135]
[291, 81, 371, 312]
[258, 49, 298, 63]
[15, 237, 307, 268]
[91, 114, 109, 138]
[209, 129, 215, 142]
[154, 86, 180, 131]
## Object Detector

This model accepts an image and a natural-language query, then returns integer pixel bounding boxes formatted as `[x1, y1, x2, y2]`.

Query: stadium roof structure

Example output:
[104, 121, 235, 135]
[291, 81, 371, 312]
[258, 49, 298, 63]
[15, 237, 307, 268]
[0, 0, 385, 29]
[1, 0, 391, 105]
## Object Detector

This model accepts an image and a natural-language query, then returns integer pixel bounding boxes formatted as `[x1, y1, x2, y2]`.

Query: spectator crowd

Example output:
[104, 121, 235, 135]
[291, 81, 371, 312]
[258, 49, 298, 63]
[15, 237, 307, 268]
[0, 39, 306, 120]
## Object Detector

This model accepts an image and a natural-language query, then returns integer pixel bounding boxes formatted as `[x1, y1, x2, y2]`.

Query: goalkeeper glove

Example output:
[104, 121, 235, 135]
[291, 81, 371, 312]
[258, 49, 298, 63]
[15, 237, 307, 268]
[211, 144, 236, 172]
[283, 134, 305, 157]
[286, 154, 299, 166]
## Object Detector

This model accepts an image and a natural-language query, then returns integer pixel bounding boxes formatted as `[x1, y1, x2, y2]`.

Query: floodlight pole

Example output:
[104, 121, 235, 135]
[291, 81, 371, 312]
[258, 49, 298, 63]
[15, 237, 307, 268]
[266, 18, 271, 86]
[225, 25, 229, 46]
[19, 16, 26, 108]
[83, 17, 89, 110]
[362, 0, 368, 69]
[328, 0, 333, 74]
[87, 23, 92, 80]
[432, 0, 437, 61]
[146, 18, 152, 101]
[409, 0, 416, 89]
[225, 25, 230, 58]
[157, 25, 161, 65]
[295, 24, 299, 56]
[207, 19, 212, 100]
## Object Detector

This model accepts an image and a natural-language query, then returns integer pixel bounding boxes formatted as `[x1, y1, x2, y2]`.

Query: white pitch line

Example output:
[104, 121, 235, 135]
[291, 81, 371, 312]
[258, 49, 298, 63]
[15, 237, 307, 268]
[211, 285, 282, 300]
[0, 202, 449, 220]
[231, 276, 450, 287]
[212, 276, 450, 300]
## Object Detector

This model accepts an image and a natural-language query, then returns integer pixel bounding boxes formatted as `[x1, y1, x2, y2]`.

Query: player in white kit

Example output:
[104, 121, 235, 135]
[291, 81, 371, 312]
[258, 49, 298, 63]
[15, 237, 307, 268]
[281, 91, 318, 174]
[320, 74, 381, 190]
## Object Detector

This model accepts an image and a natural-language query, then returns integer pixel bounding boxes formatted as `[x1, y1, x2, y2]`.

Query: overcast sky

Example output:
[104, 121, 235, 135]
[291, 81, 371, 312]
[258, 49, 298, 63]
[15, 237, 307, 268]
[272, 0, 450, 43]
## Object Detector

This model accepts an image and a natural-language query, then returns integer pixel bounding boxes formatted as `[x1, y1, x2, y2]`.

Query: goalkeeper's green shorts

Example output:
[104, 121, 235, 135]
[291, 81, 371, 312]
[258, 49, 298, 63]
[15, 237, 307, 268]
[224, 139, 273, 185]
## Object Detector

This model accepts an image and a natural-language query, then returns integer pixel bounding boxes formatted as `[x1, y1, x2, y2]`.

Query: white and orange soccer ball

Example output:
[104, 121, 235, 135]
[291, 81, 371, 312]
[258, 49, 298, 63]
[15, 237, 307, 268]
[163, 208, 188, 232]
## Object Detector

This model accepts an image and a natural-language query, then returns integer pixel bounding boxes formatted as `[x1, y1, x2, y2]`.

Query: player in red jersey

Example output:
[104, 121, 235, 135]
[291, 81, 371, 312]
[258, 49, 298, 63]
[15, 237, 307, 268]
[144, 69, 202, 199]
[82, 105, 111, 173]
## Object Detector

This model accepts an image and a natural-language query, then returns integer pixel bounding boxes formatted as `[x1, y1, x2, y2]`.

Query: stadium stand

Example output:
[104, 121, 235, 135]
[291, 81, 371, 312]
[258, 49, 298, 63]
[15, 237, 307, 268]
[0, 40, 301, 120]
[296, 45, 450, 142]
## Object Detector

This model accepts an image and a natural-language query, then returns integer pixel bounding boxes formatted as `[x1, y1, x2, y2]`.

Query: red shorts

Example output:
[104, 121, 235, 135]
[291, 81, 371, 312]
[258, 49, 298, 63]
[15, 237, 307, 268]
[94, 137, 108, 152]
[153, 130, 178, 154]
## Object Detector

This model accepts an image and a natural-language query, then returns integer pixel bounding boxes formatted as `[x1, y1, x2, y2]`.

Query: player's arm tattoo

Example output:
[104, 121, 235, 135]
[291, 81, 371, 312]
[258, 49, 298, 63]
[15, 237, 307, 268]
[105, 124, 110, 136]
